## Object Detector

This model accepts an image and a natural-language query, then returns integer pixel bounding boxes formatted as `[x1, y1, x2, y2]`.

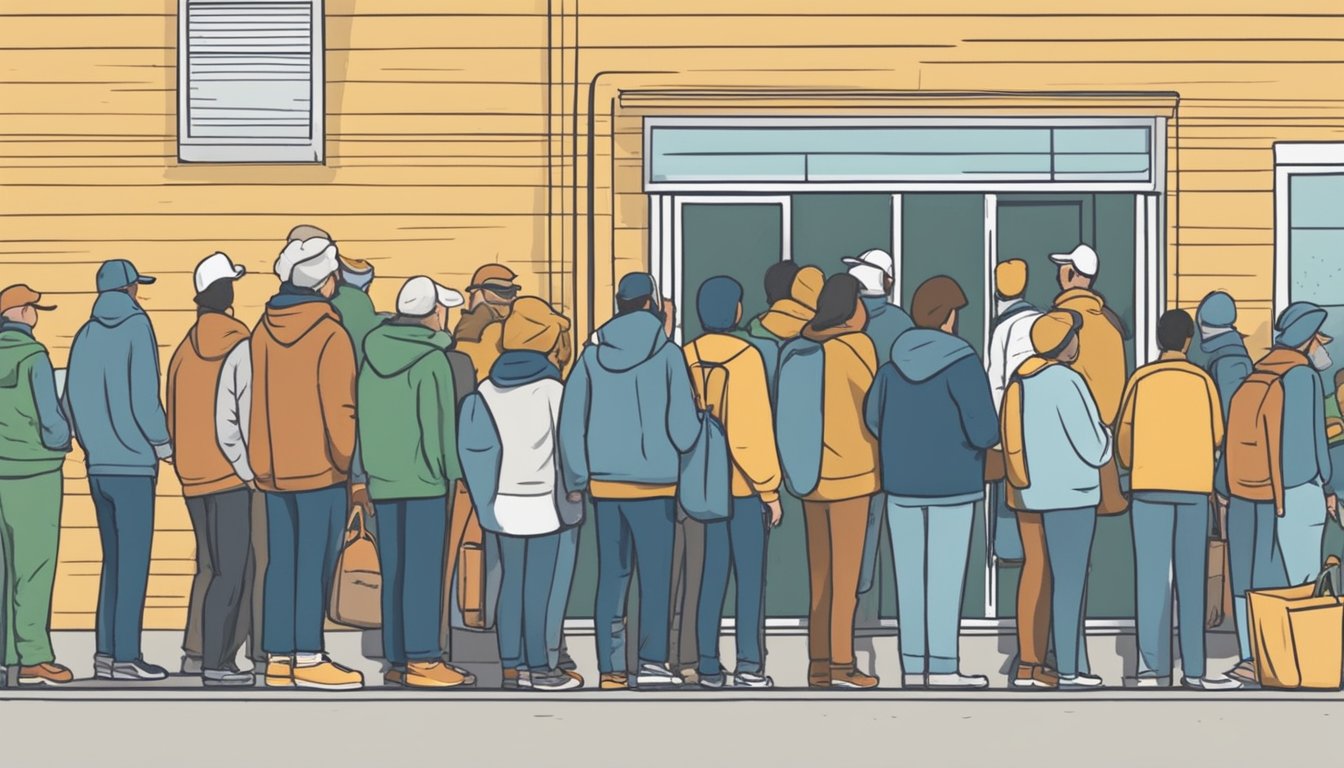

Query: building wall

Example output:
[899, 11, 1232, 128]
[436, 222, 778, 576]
[2, 0, 1340, 628]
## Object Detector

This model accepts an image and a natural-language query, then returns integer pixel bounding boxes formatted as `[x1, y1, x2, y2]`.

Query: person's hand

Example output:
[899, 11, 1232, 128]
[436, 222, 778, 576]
[1328, 494, 1339, 521]
[765, 499, 783, 528]
[350, 483, 371, 510]
[661, 299, 676, 337]
[567, 492, 584, 504]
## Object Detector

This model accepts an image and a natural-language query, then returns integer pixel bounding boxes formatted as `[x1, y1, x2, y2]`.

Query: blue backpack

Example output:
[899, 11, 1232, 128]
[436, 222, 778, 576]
[775, 337, 826, 498]
[678, 342, 735, 522]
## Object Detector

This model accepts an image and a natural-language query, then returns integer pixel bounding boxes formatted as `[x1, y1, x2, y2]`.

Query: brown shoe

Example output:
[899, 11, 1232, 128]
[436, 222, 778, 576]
[561, 668, 585, 686]
[1226, 660, 1258, 687]
[19, 662, 73, 686]
[405, 661, 467, 689]
[264, 658, 294, 688]
[384, 667, 406, 687]
[599, 673, 628, 690]
[808, 660, 830, 689]
[1012, 664, 1059, 689]
[830, 665, 879, 689]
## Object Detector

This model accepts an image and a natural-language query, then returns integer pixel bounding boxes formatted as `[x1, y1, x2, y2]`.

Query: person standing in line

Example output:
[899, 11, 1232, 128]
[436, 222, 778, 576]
[166, 252, 254, 687]
[359, 277, 468, 688]
[865, 276, 998, 689]
[558, 273, 700, 690]
[777, 273, 881, 689]
[247, 236, 362, 690]
[1001, 310, 1112, 689]
[455, 264, 521, 380]
[460, 296, 581, 691]
[683, 276, 783, 689]
[1115, 309, 1240, 690]
[0, 285, 72, 685]
[736, 260, 802, 392]
[1223, 302, 1337, 686]
[67, 259, 173, 682]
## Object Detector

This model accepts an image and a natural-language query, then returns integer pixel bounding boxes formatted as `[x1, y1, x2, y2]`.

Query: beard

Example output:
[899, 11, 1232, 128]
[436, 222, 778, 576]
[1310, 343, 1334, 371]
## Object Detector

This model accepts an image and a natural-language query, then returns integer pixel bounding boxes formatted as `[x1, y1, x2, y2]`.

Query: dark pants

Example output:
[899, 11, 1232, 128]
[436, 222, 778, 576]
[668, 513, 705, 672]
[375, 497, 448, 665]
[697, 496, 769, 677]
[183, 489, 252, 665]
[497, 530, 563, 672]
[184, 488, 252, 671]
[90, 475, 155, 662]
[593, 497, 676, 673]
[262, 486, 346, 656]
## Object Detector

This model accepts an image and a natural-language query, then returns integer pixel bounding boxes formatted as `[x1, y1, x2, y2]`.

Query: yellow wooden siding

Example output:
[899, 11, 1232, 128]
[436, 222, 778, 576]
[3, 0, 1342, 628]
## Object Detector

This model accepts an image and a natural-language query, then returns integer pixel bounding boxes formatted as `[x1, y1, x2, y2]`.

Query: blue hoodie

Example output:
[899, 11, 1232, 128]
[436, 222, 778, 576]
[862, 295, 915, 368]
[558, 310, 699, 494]
[67, 290, 171, 476]
[865, 329, 999, 505]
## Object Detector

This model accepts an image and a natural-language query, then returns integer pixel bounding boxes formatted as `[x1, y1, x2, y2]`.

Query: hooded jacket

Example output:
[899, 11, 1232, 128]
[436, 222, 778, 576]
[167, 312, 250, 497]
[861, 295, 915, 368]
[735, 316, 783, 395]
[866, 329, 998, 505]
[557, 310, 699, 498]
[683, 333, 782, 504]
[1001, 357, 1113, 512]
[330, 284, 380, 368]
[758, 267, 824, 342]
[358, 320, 459, 501]
[1196, 329, 1253, 424]
[1054, 288, 1127, 422]
[987, 299, 1043, 413]
[67, 290, 172, 476]
[0, 322, 70, 478]
[248, 287, 356, 492]
[455, 302, 507, 381]
[1115, 351, 1224, 495]
[800, 323, 879, 503]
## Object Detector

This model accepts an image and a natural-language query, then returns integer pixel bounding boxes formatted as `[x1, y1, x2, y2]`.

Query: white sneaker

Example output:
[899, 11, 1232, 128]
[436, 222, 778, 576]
[902, 674, 926, 689]
[927, 672, 989, 690]
[1182, 675, 1243, 691]
[634, 663, 683, 689]
[1058, 673, 1104, 689]
[1133, 675, 1165, 688]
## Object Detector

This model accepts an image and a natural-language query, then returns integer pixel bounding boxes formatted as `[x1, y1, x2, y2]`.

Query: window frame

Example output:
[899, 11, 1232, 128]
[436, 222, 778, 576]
[1273, 142, 1344, 316]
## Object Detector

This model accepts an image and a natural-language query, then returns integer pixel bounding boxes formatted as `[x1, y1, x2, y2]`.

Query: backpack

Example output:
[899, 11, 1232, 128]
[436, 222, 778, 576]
[678, 341, 734, 523]
[775, 337, 826, 498]
[1225, 359, 1305, 508]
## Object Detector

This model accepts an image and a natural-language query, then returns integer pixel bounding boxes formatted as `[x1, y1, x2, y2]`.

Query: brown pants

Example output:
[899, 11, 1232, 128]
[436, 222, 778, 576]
[803, 497, 870, 668]
[1015, 509, 1052, 667]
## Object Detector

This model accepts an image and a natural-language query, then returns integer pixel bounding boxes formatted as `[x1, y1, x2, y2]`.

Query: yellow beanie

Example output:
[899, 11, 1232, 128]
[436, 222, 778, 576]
[1030, 310, 1082, 356]
[996, 260, 1028, 299]
[502, 296, 571, 354]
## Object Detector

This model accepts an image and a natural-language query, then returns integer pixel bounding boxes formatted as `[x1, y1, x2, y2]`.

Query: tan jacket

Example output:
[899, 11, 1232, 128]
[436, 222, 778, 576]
[803, 324, 879, 503]
[166, 312, 250, 497]
[1054, 288, 1127, 422]
[1115, 352, 1224, 495]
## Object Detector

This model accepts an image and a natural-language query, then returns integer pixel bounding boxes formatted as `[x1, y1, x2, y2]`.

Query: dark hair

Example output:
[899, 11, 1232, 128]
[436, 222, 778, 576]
[763, 260, 800, 305]
[809, 273, 862, 332]
[1157, 308, 1195, 352]
[194, 279, 234, 314]
[616, 295, 650, 316]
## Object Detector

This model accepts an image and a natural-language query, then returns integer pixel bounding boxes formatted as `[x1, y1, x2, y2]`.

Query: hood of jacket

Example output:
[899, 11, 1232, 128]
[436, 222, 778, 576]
[0, 324, 43, 383]
[759, 267, 824, 340]
[890, 328, 976, 383]
[1055, 287, 1106, 318]
[190, 312, 250, 361]
[89, 290, 144, 329]
[1014, 356, 1058, 381]
[594, 310, 667, 373]
[261, 298, 341, 348]
[745, 314, 781, 342]
[686, 332, 753, 365]
[363, 321, 452, 378]
[1200, 326, 1248, 355]
[456, 302, 505, 343]
[802, 317, 864, 344]
[1256, 346, 1310, 376]
[490, 349, 559, 387]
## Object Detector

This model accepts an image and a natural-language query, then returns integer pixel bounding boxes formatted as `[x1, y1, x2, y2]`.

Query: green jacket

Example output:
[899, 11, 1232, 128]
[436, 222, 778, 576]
[0, 323, 70, 478]
[332, 284, 381, 367]
[357, 320, 460, 500]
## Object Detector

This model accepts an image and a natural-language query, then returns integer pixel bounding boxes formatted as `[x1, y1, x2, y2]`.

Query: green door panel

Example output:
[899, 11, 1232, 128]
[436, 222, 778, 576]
[679, 202, 785, 341]
[791, 193, 894, 275]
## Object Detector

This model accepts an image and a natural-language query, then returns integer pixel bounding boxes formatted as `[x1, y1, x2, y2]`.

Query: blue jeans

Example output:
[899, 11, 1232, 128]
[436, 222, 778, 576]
[887, 499, 975, 675]
[90, 476, 155, 662]
[1278, 481, 1328, 586]
[1041, 507, 1096, 678]
[1227, 496, 1288, 661]
[496, 530, 564, 671]
[262, 486, 346, 655]
[990, 480, 1024, 563]
[593, 497, 676, 673]
[697, 496, 769, 677]
[1131, 491, 1209, 679]
[546, 526, 579, 669]
[376, 497, 448, 665]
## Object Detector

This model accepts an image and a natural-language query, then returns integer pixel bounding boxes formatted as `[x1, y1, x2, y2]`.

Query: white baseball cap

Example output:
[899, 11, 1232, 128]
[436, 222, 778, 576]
[1049, 244, 1099, 277]
[842, 249, 895, 296]
[275, 236, 338, 284]
[193, 251, 245, 294]
[842, 249, 895, 277]
[397, 276, 465, 316]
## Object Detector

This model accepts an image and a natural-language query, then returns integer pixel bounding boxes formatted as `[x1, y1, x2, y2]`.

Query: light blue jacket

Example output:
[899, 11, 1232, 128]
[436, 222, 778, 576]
[557, 311, 700, 493]
[1014, 361, 1113, 512]
[67, 291, 171, 476]
[1279, 362, 1333, 492]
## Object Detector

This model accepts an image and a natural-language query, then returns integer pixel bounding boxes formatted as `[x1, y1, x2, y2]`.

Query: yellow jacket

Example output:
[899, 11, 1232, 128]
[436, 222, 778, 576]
[805, 326, 879, 502]
[684, 334, 782, 504]
[1115, 351, 1224, 495]
[1055, 288, 1127, 422]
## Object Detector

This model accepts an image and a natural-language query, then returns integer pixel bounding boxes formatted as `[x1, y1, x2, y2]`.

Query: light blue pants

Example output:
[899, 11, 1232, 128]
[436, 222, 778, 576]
[887, 499, 975, 675]
[1278, 481, 1328, 586]
[990, 480, 1024, 562]
[1227, 496, 1288, 662]
[496, 530, 563, 672]
[1131, 492, 1209, 679]
[1042, 507, 1096, 678]
[546, 526, 579, 671]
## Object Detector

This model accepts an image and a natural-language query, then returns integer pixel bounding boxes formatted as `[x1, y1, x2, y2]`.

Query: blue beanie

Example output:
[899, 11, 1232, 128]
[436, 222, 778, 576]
[1195, 291, 1237, 329]
[1274, 301, 1328, 349]
[617, 272, 656, 303]
[696, 276, 744, 333]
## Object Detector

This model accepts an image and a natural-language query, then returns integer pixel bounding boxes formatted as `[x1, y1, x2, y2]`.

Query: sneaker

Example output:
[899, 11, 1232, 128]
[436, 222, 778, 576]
[265, 658, 294, 688]
[180, 655, 203, 676]
[531, 668, 582, 692]
[903, 674, 926, 689]
[444, 662, 476, 687]
[93, 653, 113, 680]
[110, 658, 169, 682]
[927, 672, 989, 690]
[679, 667, 700, 686]
[698, 672, 727, 689]
[384, 667, 406, 687]
[203, 668, 255, 687]
[1133, 674, 1166, 688]
[404, 661, 466, 689]
[808, 661, 830, 689]
[501, 668, 532, 690]
[18, 662, 73, 686]
[1182, 675, 1243, 691]
[732, 671, 774, 688]
[1058, 673, 1104, 689]
[292, 658, 363, 691]
[634, 663, 683, 689]
[831, 666, 879, 689]
[1225, 660, 1258, 687]
[1011, 664, 1058, 689]
[599, 673, 628, 690]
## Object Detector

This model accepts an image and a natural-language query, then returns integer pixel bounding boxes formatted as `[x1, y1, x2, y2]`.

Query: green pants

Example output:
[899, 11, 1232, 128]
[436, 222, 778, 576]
[0, 470, 62, 666]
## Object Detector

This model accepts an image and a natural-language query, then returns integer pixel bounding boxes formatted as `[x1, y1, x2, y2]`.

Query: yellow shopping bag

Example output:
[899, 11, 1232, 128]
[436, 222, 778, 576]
[1248, 557, 1344, 690]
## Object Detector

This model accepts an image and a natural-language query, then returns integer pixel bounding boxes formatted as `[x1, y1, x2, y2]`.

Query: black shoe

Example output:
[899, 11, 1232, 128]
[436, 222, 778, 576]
[111, 658, 169, 681]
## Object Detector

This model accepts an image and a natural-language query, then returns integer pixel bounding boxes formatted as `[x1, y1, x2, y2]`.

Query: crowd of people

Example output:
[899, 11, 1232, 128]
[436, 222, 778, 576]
[0, 225, 1337, 691]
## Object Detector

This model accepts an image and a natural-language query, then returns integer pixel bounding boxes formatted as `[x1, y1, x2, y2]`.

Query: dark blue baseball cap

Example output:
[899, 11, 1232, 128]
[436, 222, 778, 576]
[616, 272, 656, 302]
[96, 259, 156, 293]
